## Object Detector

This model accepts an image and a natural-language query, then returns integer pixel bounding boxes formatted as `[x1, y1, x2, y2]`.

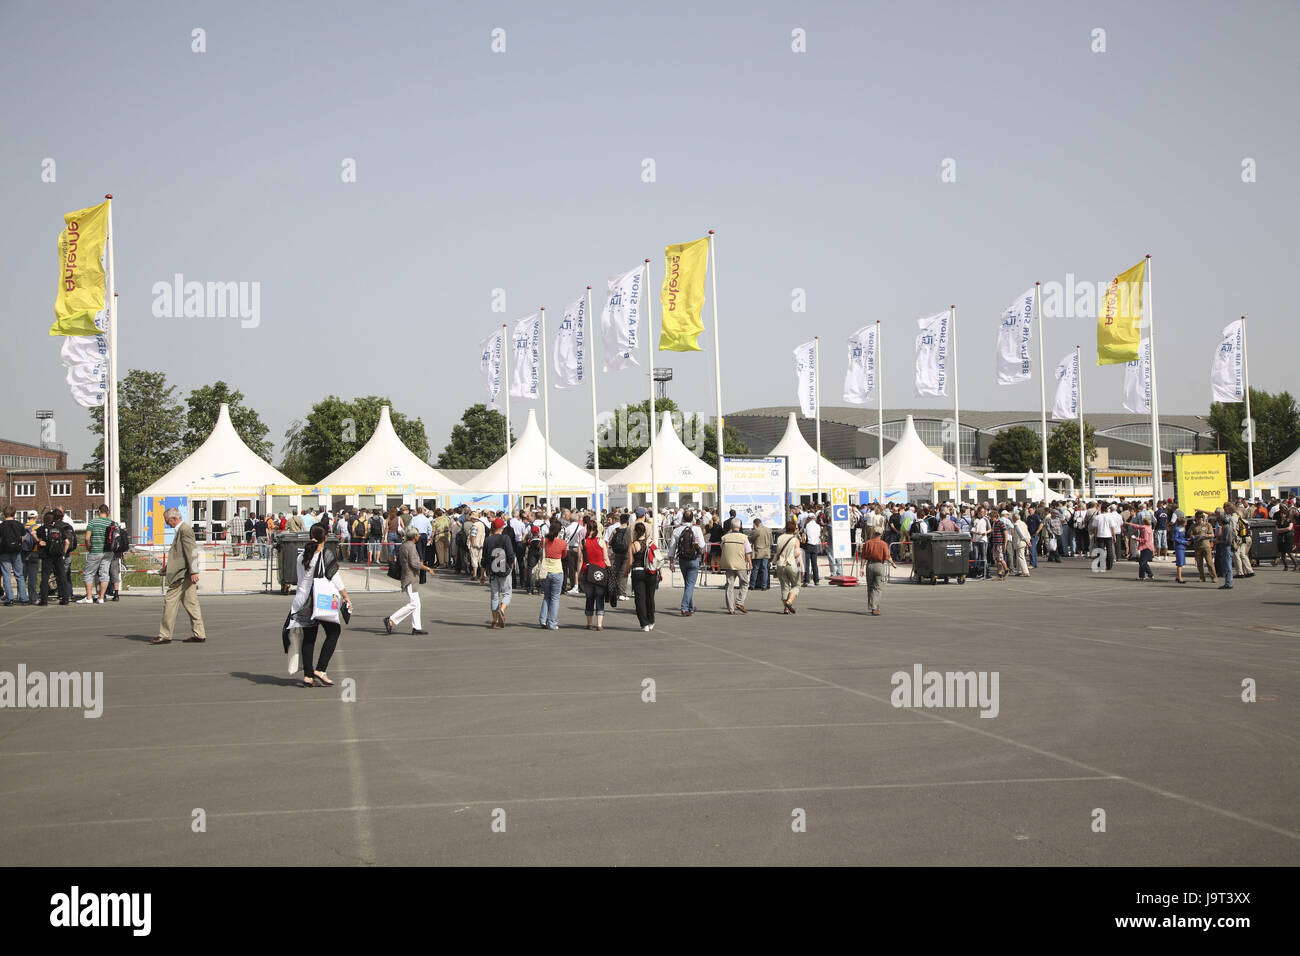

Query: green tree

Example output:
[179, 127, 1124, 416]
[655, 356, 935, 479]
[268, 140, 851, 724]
[180, 381, 273, 461]
[283, 396, 430, 482]
[437, 404, 515, 469]
[85, 369, 184, 514]
[699, 420, 750, 469]
[987, 426, 1041, 472]
[1047, 421, 1098, 480]
[1209, 388, 1300, 480]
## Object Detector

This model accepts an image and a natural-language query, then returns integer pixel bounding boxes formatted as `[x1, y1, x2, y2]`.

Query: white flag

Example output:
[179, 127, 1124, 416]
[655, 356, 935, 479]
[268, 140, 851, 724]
[553, 296, 586, 389]
[793, 340, 817, 418]
[510, 313, 541, 400]
[1210, 319, 1245, 403]
[995, 289, 1034, 385]
[479, 328, 504, 410]
[1052, 351, 1079, 420]
[1122, 337, 1152, 414]
[60, 304, 110, 409]
[843, 324, 877, 404]
[914, 311, 950, 397]
[600, 264, 644, 372]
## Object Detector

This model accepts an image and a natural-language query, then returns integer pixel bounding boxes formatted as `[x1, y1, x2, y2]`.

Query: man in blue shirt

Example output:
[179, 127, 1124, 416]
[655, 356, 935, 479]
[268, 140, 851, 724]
[1025, 505, 1042, 569]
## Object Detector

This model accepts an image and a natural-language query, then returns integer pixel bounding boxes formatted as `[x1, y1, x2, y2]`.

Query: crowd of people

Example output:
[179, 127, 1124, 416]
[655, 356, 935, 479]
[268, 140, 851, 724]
[7, 492, 1289, 686]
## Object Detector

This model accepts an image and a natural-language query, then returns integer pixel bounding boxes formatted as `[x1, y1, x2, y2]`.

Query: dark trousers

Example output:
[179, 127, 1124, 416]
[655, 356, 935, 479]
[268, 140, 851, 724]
[25, 554, 41, 600]
[563, 550, 581, 592]
[40, 555, 70, 603]
[1138, 548, 1154, 579]
[802, 545, 820, 584]
[632, 570, 657, 627]
[416, 534, 428, 563]
[301, 620, 342, 675]
[749, 557, 770, 590]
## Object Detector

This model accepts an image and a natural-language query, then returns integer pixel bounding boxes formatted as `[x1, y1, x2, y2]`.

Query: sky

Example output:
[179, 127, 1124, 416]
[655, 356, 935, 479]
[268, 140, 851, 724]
[2, 0, 1297, 472]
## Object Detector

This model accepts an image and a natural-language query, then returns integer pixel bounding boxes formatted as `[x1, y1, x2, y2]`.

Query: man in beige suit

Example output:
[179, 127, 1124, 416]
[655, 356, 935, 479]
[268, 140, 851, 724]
[151, 508, 207, 644]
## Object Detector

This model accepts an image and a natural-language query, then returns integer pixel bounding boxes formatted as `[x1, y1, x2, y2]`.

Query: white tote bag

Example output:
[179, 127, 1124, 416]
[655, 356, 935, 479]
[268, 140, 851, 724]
[309, 554, 342, 623]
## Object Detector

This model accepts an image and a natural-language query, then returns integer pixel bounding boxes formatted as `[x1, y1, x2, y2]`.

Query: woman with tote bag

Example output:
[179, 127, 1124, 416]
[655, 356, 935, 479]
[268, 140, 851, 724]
[285, 523, 353, 687]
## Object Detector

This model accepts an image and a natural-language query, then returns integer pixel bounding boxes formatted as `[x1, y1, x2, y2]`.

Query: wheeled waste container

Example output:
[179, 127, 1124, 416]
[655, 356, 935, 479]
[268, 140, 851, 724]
[1246, 519, 1277, 564]
[278, 533, 339, 593]
[911, 532, 971, 584]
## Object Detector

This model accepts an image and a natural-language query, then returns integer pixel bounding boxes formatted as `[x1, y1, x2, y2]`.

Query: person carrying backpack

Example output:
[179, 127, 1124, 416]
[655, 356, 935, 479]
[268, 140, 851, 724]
[673, 516, 704, 615]
[0, 506, 31, 606]
[35, 511, 72, 605]
[483, 518, 513, 628]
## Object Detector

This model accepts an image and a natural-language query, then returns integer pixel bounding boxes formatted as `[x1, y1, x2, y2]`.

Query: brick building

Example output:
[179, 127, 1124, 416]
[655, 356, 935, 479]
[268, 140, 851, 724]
[0, 437, 101, 529]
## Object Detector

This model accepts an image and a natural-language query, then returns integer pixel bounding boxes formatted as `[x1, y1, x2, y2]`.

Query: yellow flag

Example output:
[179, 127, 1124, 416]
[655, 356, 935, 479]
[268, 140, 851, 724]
[1097, 258, 1145, 365]
[50, 200, 110, 336]
[659, 237, 708, 352]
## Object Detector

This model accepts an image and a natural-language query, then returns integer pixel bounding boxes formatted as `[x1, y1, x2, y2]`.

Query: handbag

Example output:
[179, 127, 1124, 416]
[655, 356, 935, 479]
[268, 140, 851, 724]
[310, 555, 342, 623]
[584, 564, 607, 588]
[387, 555, 402, 580]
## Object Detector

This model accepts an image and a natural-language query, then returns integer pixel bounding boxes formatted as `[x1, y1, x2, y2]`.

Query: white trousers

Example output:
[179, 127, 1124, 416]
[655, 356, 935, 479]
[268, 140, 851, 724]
[390, 584, 422, 630]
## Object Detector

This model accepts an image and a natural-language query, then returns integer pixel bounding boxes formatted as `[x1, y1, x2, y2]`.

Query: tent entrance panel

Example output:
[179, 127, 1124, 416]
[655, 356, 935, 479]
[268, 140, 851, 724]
[271, 495, 291, 514]
[358, 495, 377, 509]
[235, 499, 252, 518]
[331, 495, 348, 511]
[210, 499, 228, 541]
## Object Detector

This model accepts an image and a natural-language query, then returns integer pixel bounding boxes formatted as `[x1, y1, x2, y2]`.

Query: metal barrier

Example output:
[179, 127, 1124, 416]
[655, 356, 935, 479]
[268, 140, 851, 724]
[133, 537, 400, 595]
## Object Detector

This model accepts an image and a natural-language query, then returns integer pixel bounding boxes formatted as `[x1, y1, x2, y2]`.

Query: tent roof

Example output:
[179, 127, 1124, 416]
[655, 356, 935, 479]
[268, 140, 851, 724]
[139, 403, 293, 496]
[606, 411, 716, 489]
[1256, 445, 1300, 488]
[462, 408, 606, 494]
[769, 412, 870, 491]
[318, 405, 464, 491]
[856, 415, 984, 488]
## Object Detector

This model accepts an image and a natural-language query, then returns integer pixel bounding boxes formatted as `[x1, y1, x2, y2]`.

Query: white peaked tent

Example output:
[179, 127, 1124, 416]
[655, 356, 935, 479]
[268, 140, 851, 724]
[135, 403, 295, 542]
[606, 411, 716, 506]
[1256, 445, 1300, 491]
[462, 408, 606, 505]
[855, 415, 983, 496]
[769, 412, 866, 498]
[318, 404, 464, 493]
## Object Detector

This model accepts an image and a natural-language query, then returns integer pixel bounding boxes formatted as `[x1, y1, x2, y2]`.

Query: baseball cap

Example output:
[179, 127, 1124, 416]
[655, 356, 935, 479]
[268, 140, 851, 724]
[635, 507, 647, 517]
[492, 518, 505, 529]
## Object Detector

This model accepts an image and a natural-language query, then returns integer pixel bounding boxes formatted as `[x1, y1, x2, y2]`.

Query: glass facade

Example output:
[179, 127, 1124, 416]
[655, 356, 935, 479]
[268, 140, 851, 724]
[1096, 423, 1199, 452]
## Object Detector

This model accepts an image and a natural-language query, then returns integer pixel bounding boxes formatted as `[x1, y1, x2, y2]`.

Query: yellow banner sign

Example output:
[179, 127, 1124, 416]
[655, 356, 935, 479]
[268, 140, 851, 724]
[1097, 258, 1145, 365]
[1174, 453, 1229, 515]
[51, 200, 110, 337]
[659, 237, 708, 352]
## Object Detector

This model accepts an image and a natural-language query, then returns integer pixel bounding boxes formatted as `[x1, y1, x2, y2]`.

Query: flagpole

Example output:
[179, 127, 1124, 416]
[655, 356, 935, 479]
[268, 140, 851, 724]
[951, 305, 962, 504]
[1076, 345, 1086, 499]
[502, 323, 513, 515]
[587, 286, 598, 512]
[814, 336, 822, 506]
[1242, 315, 1255, 499]
[876, 320, 884, 506]
[104, 194, 119, 524]
[1035, 282, 1048, 495]
[1144, 255, 1162, 501]
[540, 307, 552, 514]
[645, 258, 658, 513]
[708, 230, 723, 504]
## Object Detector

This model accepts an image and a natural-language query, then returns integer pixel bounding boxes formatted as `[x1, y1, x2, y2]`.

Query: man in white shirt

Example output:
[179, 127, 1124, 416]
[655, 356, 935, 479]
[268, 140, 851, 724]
[563, 510, 585, 594]
[802, 514, 822, 586]
[1090, 504, 1117, 571]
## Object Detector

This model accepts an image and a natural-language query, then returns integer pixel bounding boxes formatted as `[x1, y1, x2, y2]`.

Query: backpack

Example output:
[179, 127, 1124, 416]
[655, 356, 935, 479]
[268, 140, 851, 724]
[676, 527, 700, 563]
[353, 519, 367, 540]
[610, 527, 628, 555]
[111, 522, 131, 555]
[487, 538, 511, 578]
[22, 529, 36, 554]
[369, 516, 383, 538]
[0, 519, 22, 555]
[43, 524, 65, 557]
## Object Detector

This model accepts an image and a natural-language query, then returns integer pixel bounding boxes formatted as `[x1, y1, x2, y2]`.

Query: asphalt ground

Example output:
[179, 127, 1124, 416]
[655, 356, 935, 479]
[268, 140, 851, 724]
[1, 557, 1297, 866]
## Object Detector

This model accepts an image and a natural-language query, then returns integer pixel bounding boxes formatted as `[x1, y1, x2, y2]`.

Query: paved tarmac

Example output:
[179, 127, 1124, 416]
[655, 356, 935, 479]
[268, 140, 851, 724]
[1, 558, 1297, 866]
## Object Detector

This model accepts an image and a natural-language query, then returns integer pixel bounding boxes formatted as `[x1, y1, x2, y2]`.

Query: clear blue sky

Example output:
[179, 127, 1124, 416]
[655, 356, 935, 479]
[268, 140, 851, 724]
[2, 0, 1296, 469]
